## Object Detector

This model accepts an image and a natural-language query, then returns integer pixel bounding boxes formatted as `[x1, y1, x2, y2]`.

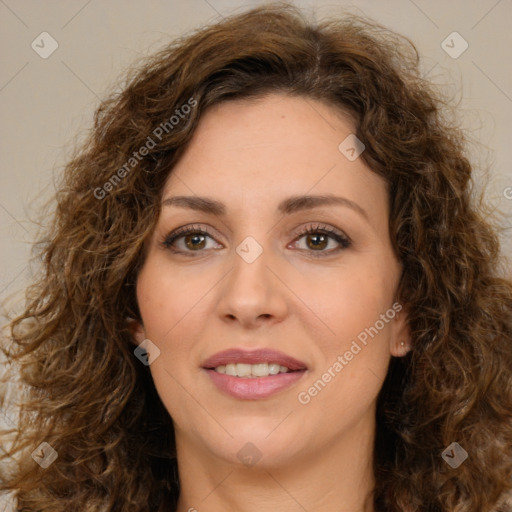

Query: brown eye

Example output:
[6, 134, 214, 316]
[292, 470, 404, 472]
[305, 233, 329, 250]
[183, 233, 207, 250]
[162, 223, 351, 258]
[162, 226, 221, 255]
[292, 224, 351, 256]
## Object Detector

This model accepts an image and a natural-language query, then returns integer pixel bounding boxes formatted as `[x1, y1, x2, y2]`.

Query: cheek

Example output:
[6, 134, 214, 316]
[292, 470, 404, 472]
[301, 273, 394, 423]
[306, 258, 397, 342]
[136, 258, 208, 340]
[135, 265, 195, 422]
[300, 258, 397, 412]
[135, 258, 211, 386]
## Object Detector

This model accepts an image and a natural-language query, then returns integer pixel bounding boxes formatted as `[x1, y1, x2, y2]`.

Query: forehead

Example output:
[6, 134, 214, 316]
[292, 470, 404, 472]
[162, 94, 387, 223]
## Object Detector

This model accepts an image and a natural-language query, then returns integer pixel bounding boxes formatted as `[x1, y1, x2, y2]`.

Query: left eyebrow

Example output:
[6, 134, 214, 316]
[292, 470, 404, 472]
[161, 193, 368, 221]
[277, 194, 368, 220]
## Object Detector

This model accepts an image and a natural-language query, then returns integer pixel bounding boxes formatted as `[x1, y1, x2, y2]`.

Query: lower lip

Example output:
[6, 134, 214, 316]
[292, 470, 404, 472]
[204, 369, 307, 399]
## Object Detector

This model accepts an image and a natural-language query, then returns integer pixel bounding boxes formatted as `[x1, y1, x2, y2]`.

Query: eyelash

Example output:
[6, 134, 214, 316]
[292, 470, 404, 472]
[161, 223, 352, 258]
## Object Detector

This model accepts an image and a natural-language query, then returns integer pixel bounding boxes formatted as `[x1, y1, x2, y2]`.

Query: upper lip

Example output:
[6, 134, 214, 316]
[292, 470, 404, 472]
[202, 348, 308, 371]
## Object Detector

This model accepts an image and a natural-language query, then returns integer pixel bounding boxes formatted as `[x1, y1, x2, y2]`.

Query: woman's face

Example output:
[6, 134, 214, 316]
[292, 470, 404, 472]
[133, 93, 410, 468]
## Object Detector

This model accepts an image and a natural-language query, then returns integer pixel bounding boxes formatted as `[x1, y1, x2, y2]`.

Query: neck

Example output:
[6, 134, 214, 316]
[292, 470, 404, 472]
[174, 415, 376, 512]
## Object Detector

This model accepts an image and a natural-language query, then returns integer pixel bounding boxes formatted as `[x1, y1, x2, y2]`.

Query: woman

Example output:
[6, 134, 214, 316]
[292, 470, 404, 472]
[1, 3, 511, 511]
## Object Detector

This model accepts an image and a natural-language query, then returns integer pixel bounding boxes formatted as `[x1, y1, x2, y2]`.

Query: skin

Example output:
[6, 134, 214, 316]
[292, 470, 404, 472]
[131, 93, 411, 512]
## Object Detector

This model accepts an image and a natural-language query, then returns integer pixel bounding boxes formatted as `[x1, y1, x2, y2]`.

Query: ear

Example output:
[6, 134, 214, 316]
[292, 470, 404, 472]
[389, 302, 412, 358]
[126, 317, 146, 346]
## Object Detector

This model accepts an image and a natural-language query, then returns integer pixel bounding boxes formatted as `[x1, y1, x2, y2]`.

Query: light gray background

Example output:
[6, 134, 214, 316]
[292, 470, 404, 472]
[0, 1, 511, 507]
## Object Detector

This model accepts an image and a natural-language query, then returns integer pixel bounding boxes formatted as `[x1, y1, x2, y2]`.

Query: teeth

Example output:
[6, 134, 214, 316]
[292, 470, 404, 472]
[268, 363, 280, 375]
[214, 362, 292, 378]
[236, 363, 252, 377]
[252, 363, 268, 377]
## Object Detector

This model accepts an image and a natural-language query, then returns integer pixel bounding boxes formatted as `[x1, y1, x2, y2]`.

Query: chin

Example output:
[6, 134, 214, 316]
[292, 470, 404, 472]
[201, 420, 309, 468]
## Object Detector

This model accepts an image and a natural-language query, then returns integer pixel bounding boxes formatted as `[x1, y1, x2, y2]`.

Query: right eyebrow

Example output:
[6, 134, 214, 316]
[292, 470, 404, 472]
[162, 196, 225, 216]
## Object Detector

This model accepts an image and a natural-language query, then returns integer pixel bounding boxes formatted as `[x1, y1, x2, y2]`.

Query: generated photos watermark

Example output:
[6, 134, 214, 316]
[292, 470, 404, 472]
[297, 302, 402, 405]
[94, 97, 197, 200]
[133, 338, 161, 366]
[441, 441, 468, 468]
[31, 441, 58, 469]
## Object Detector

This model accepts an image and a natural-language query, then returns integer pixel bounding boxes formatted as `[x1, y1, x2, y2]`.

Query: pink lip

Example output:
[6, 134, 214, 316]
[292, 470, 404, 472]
[201, 348, 308, 400]
[205, 369, 307, 400]
[201, 348, 308, 371]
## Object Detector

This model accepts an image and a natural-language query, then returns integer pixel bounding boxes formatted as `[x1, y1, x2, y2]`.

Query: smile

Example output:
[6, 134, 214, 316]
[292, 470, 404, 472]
[214, 362, 291, 377]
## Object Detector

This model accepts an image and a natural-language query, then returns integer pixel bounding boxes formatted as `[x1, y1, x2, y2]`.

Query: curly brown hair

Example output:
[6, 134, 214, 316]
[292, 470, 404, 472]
[1, 3, 511, 511]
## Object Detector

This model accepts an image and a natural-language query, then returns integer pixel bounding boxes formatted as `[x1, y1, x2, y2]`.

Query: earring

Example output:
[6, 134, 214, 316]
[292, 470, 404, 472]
[399, 341, 409, 355]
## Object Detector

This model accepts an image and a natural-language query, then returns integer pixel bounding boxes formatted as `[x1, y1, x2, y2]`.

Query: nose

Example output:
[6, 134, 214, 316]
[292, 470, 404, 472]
[215, 241, 289, 329]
